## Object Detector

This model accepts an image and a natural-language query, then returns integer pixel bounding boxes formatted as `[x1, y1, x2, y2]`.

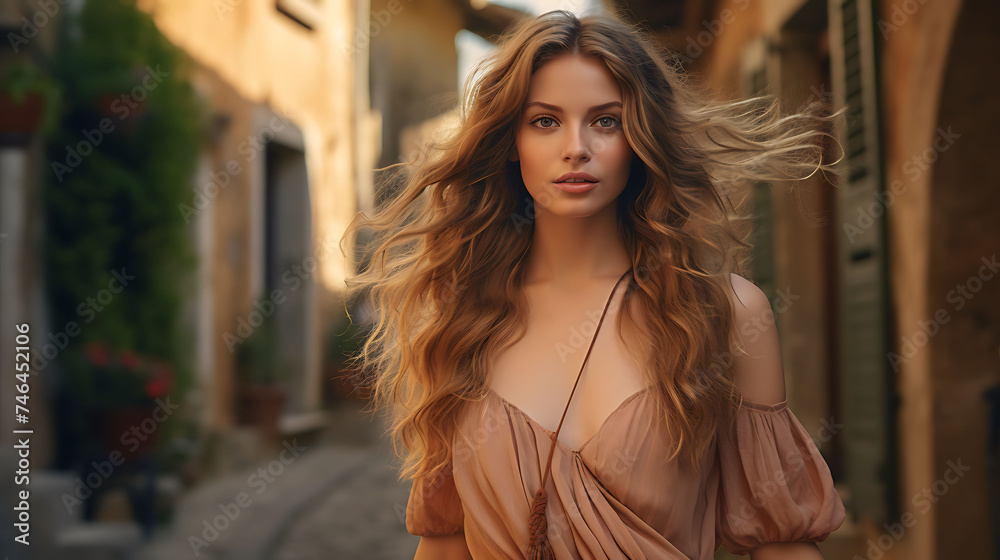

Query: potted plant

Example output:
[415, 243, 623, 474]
[234, 318, 289, 433]
[40, 0, 204, 493]
[0, 60, 63, 140]
[322, 307, 372, 403]
[68, 341, 175, 461]
[93, 64, 151, 135]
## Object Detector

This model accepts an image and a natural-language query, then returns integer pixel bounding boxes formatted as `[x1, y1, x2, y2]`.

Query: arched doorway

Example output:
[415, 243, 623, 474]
[928, 0, 1000, 555]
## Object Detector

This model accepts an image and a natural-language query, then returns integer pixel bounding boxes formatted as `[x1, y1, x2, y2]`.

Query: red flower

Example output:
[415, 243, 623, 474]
[85, 342, 109, 367]
[145, 376, 169, 399]
[120, 350, 140, 371]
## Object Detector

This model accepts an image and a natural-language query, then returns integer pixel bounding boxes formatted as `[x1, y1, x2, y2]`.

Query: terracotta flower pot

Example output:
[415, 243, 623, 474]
[95, 92, 148, 135]
[237, 384, 288, 433]
[0, 92, 44, 141]
[101, 406, 159, 461]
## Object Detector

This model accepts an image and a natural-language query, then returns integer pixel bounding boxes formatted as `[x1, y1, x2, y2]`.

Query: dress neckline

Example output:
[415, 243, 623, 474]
[487, 385, 652, 453]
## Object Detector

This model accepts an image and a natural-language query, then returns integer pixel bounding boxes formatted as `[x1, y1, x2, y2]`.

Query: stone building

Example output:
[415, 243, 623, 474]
[376, 1, 1000, 557]
[1, 1, 996, 558]
[622, 0, 998, 558]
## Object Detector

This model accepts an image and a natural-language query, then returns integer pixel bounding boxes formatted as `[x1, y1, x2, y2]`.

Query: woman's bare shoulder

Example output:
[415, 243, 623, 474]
[727, 272, 770, 313]
[725, 272, 786, 405]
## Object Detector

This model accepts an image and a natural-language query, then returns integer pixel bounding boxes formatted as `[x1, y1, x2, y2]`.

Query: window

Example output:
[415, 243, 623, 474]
[276, 0, 323, 31]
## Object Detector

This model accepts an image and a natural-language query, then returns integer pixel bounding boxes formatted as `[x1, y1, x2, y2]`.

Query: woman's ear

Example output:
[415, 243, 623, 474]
[508, 147, 519, 162]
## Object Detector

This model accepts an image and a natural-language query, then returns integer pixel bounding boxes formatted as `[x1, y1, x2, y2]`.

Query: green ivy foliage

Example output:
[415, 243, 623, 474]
[42, 0, 210, 469]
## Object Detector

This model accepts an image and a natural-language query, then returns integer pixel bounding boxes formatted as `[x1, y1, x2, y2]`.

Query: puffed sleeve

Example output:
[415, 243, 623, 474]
[715, 399, 846, 555]
[405, 460, 465, 537]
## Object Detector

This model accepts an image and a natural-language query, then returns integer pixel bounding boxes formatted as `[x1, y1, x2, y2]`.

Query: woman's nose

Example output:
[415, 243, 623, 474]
[562, 125, 591, 161]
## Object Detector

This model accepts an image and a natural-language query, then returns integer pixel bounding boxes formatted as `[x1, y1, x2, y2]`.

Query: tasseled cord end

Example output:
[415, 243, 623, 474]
[526, 487, 555, 559]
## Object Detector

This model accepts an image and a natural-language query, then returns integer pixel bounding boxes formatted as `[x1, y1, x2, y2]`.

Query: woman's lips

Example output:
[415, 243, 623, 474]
[553, 180, 599, 193]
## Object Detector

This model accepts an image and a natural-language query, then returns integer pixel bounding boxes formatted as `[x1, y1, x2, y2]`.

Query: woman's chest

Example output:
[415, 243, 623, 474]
[488, 284, 651, 450]
[452, 389, 715, 533]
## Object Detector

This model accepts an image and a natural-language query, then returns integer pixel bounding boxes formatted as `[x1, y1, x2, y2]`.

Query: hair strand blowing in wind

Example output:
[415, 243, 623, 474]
[339, 8, 845, 553]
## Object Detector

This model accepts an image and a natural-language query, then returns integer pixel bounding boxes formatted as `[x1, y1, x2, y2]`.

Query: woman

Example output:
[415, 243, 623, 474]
[342, 9, 846, 560]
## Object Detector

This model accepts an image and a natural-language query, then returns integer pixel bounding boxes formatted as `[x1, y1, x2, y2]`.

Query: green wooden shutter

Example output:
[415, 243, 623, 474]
[828, 0, 899, 524]
[749, 179, 775, 299]
[744, 56, 777, 301]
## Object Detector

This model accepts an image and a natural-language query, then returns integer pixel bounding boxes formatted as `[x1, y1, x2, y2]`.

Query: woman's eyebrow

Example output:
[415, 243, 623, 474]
[524, 101, 622, 112]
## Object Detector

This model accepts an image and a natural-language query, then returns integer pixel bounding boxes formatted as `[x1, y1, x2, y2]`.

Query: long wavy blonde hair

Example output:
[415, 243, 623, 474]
[340, 9, 843, 484]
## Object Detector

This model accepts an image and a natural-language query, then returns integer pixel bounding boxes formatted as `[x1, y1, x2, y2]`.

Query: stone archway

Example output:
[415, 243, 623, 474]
[927, 0, 1000, 556]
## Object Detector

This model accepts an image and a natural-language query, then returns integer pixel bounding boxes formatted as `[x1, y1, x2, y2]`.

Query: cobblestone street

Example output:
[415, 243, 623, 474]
[136, 399, 420, 560]
[266, 397, 420, 560]
[270, 438, 417, 560]
[128, 395, 864, 560]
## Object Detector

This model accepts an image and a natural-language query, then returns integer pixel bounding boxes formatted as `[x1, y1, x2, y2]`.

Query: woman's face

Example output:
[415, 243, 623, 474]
[513, 53, 635, 217]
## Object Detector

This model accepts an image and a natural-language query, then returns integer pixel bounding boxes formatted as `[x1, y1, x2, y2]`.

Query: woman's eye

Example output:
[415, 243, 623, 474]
[596, 116, 620, 128]
[530, 116, 619, 128]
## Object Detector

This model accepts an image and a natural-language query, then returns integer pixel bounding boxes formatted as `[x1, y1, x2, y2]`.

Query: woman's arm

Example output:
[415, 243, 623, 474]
[729, 274, 836, 560]
[750, 542, 825, 559]
[413, 533, 473, 560]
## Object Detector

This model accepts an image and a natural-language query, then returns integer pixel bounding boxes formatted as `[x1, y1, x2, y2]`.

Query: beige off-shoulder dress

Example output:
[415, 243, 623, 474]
[405, 387, 846, 559]
[405, 269, 846, 558]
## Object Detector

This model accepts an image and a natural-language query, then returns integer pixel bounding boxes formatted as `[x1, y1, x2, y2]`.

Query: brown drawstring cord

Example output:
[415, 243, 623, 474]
[525, 267, 632, 559]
